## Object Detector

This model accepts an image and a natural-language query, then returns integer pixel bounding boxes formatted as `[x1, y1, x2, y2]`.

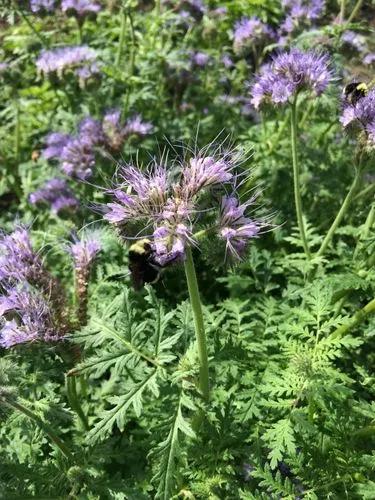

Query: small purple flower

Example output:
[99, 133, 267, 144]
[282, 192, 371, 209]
[123, 114, 153, 138]
[182, 155, 234, 198]
[29, 178, 79, 214]
[233, 16, 273, 54]
[210, 6, 227, 17]
[30, 0, 56, 13]
[250, 49, 333, 109]
[222, 54, 234, 69]
[171, 0, 205, 22]
[42, 132, 71, 160]
[282, 0, 325, 21]
[152, 222, 192, 265]
[0, 286, 59, 348]
[69, 236, 101, 270]
[341, 88, 375, 147]
[61, 0, 101, 18]
[36, 46, 98, 79]
[191, 51, 210, 68]
[341, 30, 367, 52]
[61, 137, 96, 180]
[364, 53, 375, 65]
[218, 195, 261, 259]
[0, 227, 39, 284]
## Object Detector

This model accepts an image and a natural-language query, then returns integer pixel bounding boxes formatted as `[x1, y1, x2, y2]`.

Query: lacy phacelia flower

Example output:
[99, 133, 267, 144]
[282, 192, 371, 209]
[0, 227, 41, 284]
[104, 164, 169, 223]
[364, 53, 375, 65]
[69, 236, 101, 271]
[42, 132, 71, 160]
[102, 110, 152, 150]
[191, 51, 210, 68]
[250, 49, 332, 109]
[0, 286, 60, 348]
[166, 0, 205, 22]
[153, 221, 193, 265]
[233, 17, 273, 54]
[181, 155, 233, 198]
[29, 178, 79, 214]
[36, 45, 98, 80]
[341, 88, 375, 147]
[30, 0, 56, 13]
[61, 137, 96, 180]
[61, 0, 101, 19]
[282, 0, 324, 21]
[123, 114, 153, 138]
[218, 196, 261, 259]
[78, 116, 104, 145]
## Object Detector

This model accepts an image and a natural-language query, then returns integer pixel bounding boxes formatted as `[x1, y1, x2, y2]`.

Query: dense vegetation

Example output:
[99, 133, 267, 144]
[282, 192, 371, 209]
[0, 1, 374, 498]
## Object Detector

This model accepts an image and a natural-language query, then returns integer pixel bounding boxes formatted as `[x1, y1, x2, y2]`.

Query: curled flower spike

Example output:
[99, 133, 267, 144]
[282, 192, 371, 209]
[61, 137, 96, 180]
[251, 49, 333, 109]
[61, 0, 101, 19]
[30, 0, 56, 13]
[103, 110, 152, 151]
[218, 195, 262, 259]
[36, 46, 99, 81]
[0, 286, 61, 348]
[42, 132, 71, 160]
[233, 16, 274, 55]
[68, 234, 101, 325]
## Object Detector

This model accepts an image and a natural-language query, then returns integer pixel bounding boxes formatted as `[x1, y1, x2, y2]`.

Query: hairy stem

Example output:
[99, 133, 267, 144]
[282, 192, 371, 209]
[184, 247, 209, 402]
[331, 297, 375, 339]
[66, 376, 89, 431]
[317, 167, 362, 258]
[291, 96, 311, 259]
[14, 102, 20, 164]
[76, 18, 83, 44]
[353, 202, 375, 259]
[339, 0, 346, 23]
[3, 397, 73, 460]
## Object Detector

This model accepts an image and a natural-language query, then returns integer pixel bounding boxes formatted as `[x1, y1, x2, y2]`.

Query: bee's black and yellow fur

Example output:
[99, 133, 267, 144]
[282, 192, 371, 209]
[343, 81, 368, 105]
[128, 239, 162, 290]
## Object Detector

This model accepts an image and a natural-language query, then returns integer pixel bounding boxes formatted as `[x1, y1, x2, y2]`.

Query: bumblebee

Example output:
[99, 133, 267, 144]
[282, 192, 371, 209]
[343, 81, 368, 105]
[128, 239, 162, 290]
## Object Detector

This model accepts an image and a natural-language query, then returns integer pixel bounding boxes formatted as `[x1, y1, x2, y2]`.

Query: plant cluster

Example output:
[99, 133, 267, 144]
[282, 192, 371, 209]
[0, 0, 374, 499]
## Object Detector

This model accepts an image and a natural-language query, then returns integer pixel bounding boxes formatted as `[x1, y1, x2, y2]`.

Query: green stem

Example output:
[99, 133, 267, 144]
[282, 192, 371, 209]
[14, 102, 20, 164]
[346, 0, 363, 23]
[339, 0, 346, 23]
[76, 18, 83, 44]
[353, 202, 375, 259]
[18, 9, 49, 47]
[331, 297, 375, 340]
[66, 376, 89, 431]
[317, 167, 362, 258]
[184, 247, 209, 402]
[291, 96, 311, 259]
[299, 100, 314, 128]
[268, 114, 289, 154]
[353, 182, 375, 202]
[3, 397, 73, 460]
[115, 9, 127, 67]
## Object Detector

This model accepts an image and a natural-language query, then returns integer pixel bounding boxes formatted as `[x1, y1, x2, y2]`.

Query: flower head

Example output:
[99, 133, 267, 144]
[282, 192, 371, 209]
[61, 137, 96, 180]
[282, 0, 324, 21]
[30, 0, 56, 13]
[251, 49, 332, 109]
[364, 53, 375, 65]
[78, 116, 104, 145]
[29, 178, 79, 214]
[123, 114, 153, 138]
[61, 0, 101, 18]
[36, 45, 98, 81]
[42, 132, 71, 160]
[233, 17, 273, 54]
[341, 88, 375, 147]
[69, 235, 101, 271]
[0, 286, 60, 348]
[218, 195, 262, 259]
[0, 227, 40, 284]
[191, 51, 210, 68]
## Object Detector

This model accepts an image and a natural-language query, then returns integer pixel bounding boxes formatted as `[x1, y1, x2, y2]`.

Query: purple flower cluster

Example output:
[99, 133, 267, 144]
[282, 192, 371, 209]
[251, 49, 332, 109]
[29, 178, 79, 214]
[0, 285, 59, 348]
[36, 45, 99, 85]
[190, 51, 210, 68]
[341, 30, 367, 53]
[364, 53, 375, 65]
[61, 0, 101, 18]
[233, 17, 274, 54]
[30, 0, 56, 13]
[170, 0, 206, 22]
[341, 88, 375, 146]
[0, 227, 41, 285]
[104, 146, 264, 263]
[282, 0, 324, 21]
[43, 112, 152, 180]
